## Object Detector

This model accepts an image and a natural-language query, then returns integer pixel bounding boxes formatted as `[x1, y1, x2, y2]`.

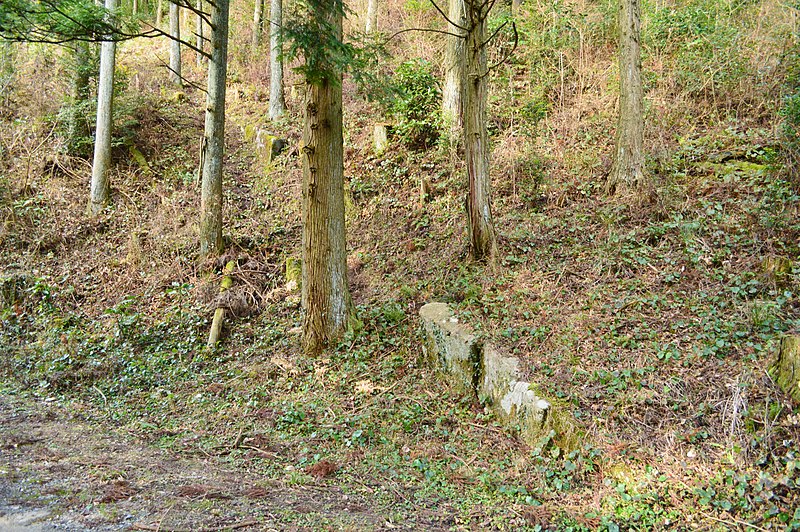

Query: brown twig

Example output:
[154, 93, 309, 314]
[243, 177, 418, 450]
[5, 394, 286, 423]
[132, 519, 259, 532]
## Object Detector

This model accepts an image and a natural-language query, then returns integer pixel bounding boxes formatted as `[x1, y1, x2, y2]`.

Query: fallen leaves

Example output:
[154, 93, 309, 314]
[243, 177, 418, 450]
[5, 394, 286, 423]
[97, 479, 138, 503]
[305, 460, 339, 480]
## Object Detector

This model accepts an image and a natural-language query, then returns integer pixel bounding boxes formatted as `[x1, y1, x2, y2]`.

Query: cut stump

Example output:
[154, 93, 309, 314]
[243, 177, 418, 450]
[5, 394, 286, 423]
[771, 335, 800, 403]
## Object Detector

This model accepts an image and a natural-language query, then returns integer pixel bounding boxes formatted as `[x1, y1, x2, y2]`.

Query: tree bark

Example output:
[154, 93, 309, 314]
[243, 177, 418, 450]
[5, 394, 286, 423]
[365, 0, 378, 33]
[301, 1, 353, 355]
[66, 41, 91, 154]
[196, 0, 204, 67]
[252, 0, 263, 49]
[88, 0, 117, 215]
[199, 0, 229, 257]
[0, 41, 13, 105]
[268, 0, 286, 120]
[442, 0, 466, 140]
[169, 1, 182, 86]
[464, 0, 496, 261]
[605, 0, 646, 197]
[156, 0, 163, 26]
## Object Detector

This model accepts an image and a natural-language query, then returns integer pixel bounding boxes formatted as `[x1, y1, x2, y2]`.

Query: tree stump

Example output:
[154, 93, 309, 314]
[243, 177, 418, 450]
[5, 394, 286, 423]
[771, 335, 800, 403]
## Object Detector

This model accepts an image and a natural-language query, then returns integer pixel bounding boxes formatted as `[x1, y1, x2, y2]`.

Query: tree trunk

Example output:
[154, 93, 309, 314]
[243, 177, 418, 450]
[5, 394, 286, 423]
[133, 0, 139, 15]
[88, 0, 117, 215]
[196, 0, 204, 67]
[464, 1, 496, 261]
[0, 41, 13, 105]
[66, 41, 91, 155]
[199, 0, 229, 257]
[442, 0, 466, 140]
[268, 0, 286, 120]
[301, 2, 353, 355]
[605, 0, 646, 197]
[252, 0, 263, 49]
[169, 1, 182, 86]
[365, 0, 378, 33]
[156, 0, 163, 26]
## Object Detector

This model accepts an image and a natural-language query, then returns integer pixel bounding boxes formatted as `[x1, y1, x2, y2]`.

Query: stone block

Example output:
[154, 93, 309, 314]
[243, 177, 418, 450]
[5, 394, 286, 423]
[419, 302, 480, 394]
[419, 302, 577, 447]
[254, 129, 288, 166]
[374, 124, 389, 154]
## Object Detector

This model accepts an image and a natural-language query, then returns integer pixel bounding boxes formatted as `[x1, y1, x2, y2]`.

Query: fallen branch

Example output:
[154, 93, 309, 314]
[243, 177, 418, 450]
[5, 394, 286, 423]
[132, 519, 259, 532]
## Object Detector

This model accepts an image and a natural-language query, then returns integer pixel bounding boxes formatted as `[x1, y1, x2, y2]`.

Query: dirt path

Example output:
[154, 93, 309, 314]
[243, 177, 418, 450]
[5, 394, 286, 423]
[0, 395, 418, 531]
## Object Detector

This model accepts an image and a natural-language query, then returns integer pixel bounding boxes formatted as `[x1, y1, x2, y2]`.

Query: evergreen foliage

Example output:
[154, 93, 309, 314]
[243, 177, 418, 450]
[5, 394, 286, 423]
[283, 0, 354, 85]
[0, 0, 117, 43]
[388, 59, 441, 149]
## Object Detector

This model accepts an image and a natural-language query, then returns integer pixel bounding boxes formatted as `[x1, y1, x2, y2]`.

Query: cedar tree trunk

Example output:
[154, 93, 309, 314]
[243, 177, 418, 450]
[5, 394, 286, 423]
[196, 0, 204, 67]
[442, 0, 466, 138]
[268, 0, 286, 120]
[199, 0, 229, 257]
[606, 0, 646, 197]
[88, 0, 117, 215]
[67, 41, 91, 154]
[464, 0, 496, 261]
[169, 1, 182, 85]
[365, 0, 378, 33]
[301, 1, 353, 355]
[252, 0, 264, 49]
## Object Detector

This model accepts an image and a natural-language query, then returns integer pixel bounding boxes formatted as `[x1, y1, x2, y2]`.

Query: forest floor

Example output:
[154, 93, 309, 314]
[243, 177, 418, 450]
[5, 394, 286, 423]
[0, 394, 410, 531]
[2, 22, 800, 530]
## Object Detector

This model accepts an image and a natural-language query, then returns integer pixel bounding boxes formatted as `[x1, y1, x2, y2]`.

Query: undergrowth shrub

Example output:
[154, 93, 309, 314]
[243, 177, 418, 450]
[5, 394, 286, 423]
[646, 0, 752, 101]
[388, 59, 441, 149]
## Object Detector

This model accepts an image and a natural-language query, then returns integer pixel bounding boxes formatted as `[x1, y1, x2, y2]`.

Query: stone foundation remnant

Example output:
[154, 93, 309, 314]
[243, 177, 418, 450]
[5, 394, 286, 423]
[419, 302, 578, 447]
[373, 123, 390, 154]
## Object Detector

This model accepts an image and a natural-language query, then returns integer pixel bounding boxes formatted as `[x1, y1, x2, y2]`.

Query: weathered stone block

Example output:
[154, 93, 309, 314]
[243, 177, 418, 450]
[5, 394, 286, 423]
[254, 129, 288, 166]
[420, 302, 577, 447]
[479, 344, 519, 404]
[374, 124, 389, 154]
[419, 302, 480, 394]
[285, 256, 301, 292]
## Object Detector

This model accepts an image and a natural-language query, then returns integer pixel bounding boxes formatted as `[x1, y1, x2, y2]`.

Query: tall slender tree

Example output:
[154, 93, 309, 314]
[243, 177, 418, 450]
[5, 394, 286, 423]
[66, 41, 92, 155]
[169, 0, 182, 85]
[288, 0, 354, 354]
[268, 0, 286, 120]
[196, 0, 204, 67]
[605, 0, 646, 197]
[365, 0, 377, 33]
[88, 0, 117, 215]
[199, 0, 229, 256]
[463, 0, 497, 261]
[0, 41, 13, 101]
[442, 0, 466, 139]
[252, 0, 264, 49]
